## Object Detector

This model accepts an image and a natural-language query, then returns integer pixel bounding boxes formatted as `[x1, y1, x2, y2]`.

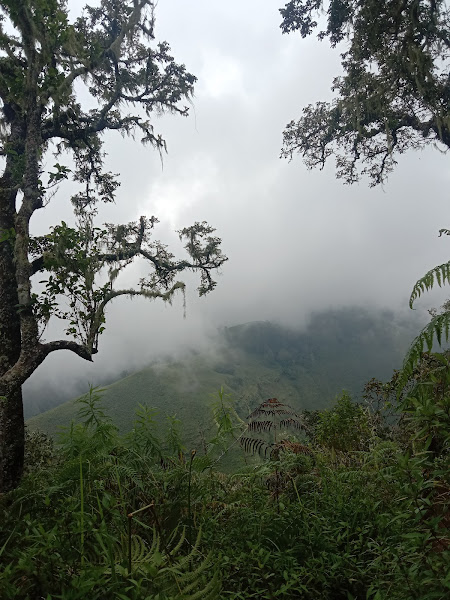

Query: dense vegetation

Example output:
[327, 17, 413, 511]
[1, 356, 449, 599]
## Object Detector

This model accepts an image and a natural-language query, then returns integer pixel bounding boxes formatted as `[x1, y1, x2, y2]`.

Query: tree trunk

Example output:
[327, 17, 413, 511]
[0, 159, 24, 493]
[0, 387, 24, 493]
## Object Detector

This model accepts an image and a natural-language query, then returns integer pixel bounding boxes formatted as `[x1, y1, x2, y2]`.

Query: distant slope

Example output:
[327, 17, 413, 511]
[27, 353, 318, 440]
[27, 308, 421, 441]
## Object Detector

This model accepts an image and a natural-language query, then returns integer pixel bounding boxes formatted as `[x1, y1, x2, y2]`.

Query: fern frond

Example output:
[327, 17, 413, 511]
[111, 463, 144, 490]
[103, 533, 154, 573]
[129, 534, 151, 564]
[397, 311, 450, 391]
[279, 418, 303, 430]
[180, 569, 221, 600]
[191, 455, 213, 472]
[247, 420, 275, 433]
[171, 527, 202, 571]
[239, 436, 272, 457]
[176, 551, 212, 586]
[409, 261, 450, 308]
[168, 526, 185, 557]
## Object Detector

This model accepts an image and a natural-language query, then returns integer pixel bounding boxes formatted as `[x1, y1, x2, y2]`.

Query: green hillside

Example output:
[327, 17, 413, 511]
[27, 353, 316, 441]
[27, 308, 421, 443]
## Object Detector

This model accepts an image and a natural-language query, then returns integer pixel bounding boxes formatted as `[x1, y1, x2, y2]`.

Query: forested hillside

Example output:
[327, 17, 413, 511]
[26, 308, 422, 441]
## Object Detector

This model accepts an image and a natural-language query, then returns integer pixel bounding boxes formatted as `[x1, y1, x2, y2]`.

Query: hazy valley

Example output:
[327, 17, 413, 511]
[27, 307, 422, 441]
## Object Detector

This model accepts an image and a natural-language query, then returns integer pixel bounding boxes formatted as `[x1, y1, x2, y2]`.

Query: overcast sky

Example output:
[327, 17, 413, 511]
[25, 0, 450, 398]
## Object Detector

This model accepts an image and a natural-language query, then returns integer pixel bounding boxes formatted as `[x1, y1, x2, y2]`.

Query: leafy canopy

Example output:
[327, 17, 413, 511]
[280, 0, 450, 184]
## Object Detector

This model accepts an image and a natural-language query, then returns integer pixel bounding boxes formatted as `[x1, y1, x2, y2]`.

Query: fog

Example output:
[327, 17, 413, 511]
[23, 0, 450, 411]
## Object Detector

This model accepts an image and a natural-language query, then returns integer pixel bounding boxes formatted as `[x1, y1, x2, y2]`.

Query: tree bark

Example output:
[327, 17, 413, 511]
[0, 387, 24, 493]
[0, 174, 24, 493]
[0, 112, 27, 492]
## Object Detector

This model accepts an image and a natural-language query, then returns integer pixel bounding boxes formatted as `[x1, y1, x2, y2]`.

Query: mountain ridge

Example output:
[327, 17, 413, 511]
[27, 307, 423, 442]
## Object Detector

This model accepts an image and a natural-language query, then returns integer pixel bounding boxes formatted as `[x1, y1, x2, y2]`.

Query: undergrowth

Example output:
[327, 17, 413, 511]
[1, 375, 449, 599]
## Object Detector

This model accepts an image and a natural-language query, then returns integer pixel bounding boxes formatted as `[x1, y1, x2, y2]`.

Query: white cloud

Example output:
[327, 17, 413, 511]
[199, 52, 247, 99]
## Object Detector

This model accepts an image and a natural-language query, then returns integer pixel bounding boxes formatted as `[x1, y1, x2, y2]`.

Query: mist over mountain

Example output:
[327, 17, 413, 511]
[26, 306, 424, 434]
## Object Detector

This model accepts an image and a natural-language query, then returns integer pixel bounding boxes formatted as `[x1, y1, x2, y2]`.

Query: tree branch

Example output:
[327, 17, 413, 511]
[1, 340, 94, 392]
[30, 255, 44, 276]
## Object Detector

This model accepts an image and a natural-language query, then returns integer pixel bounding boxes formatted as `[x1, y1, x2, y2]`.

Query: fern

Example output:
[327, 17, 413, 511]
[76, 385, 111, 429]
[248, 420, 275, 433]
[398, 250, 450, 391]
[177, 566, 221, 600]
[99, 525, 220, 599]
[190, 454, 213, 473]
[241, 398, 304, 461]
[247, 397, 301, 419]
[239, 436, 273, 458]
[398, 311, 450, 392]
[166, 414, 186, 457]
[128, 533, 156, 568]
[111, 462, 146, 494]
[409, 261, 450, 307]
[129, 404, 162, 457]
[280, 418, 304, 430]
[161, 527, 221, 599]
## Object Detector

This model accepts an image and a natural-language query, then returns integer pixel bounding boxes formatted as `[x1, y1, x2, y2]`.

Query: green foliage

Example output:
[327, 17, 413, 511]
[401, 352, 450, 456]
[0, 388, 221, 599]
[315, 391, 370, 451]
[0, 0, 227, 492]
[240, 397, 305, 460]
[280, 0, 450, 184]
[400, 255, 450, 391]
[409, 262, 450, 307]
[2, 382, 450, 599]
[165, 414, 186, 458]
[399, 315, 450, 390]
[129, 403, 162, 457]
[209, 387, 244, 448]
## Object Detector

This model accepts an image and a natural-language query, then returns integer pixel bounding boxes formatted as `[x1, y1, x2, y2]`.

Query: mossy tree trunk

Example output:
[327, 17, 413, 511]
[0, 131, 24, 491]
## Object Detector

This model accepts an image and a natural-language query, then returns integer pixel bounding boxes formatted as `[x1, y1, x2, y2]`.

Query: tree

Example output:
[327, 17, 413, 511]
[279, 1, 450, 383]
[279, 0, 450, 185]
[0, 0, 227, 492]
